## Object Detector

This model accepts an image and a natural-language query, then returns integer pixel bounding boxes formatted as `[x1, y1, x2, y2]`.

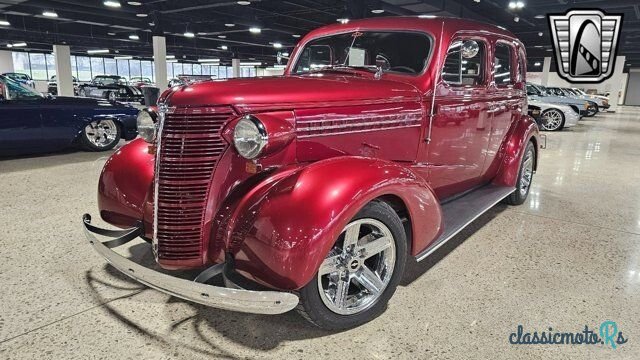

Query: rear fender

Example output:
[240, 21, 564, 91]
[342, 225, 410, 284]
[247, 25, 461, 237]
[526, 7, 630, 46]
[492, 114, 540, 187]
[217, 156, 443, 290]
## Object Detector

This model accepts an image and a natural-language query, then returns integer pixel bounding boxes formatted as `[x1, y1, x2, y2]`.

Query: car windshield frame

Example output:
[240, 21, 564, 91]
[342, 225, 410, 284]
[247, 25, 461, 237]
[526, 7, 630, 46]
[291, 30, 434, 77]
[94, 76, 126, 85]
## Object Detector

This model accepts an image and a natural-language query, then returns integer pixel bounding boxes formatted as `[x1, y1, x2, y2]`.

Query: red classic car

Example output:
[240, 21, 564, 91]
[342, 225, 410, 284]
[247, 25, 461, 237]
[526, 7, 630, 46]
[84, 16, 539, 330]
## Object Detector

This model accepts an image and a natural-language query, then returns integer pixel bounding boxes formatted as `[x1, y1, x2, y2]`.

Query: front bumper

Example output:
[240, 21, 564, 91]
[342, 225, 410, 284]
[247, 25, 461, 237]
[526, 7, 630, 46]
[82, 214, 299, 315]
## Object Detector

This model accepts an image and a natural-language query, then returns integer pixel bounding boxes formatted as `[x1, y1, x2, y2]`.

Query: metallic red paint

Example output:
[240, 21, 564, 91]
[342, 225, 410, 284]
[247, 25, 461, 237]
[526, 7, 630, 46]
[95, 17, 539, 291]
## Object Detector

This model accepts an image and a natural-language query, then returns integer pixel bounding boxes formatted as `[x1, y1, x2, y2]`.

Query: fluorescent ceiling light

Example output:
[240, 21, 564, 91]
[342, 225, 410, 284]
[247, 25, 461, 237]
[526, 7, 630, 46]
[534, 15, 545, 19]
[282, 52, 289, 57]
[198, 58, 220, 62]
[107, 32, 116, 36]
[218, 35, 227, 39]
[225, 23, 235, 27]
[292, 34, 300, 38]
[220, 45, 228, 50]
[0, 20, 10, 26]
[237, 1, 251, 5]
[12, 42, 27, 47]
[87, 49, 109, 54]
[114, 56, 133, 60]
[184, 31, 195, 38]
[249, 27, 261, 34]
[128, 34, 139, 40]
[240, 62, 262, 66]
[127, 1, 142, 5]
[104, 1, 121, 8]
[42, 11, 58, 17]
[371, 9, 384, 14]
[136, 14, 147, 17]
[508, 1, 525, 9]
[534, 62, 541, 66]
[273, 42, 282, 49]
[166, 55, 175, 59]
[6, 44, 12, 48]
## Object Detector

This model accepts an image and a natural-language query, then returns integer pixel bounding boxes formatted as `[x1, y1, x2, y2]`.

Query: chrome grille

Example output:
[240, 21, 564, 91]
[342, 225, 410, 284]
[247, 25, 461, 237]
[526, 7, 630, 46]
[155, 106, 234, 263]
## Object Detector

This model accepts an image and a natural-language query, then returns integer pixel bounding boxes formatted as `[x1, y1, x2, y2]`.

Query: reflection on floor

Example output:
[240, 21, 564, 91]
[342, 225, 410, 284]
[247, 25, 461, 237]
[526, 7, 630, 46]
[1, 108, 639, 359]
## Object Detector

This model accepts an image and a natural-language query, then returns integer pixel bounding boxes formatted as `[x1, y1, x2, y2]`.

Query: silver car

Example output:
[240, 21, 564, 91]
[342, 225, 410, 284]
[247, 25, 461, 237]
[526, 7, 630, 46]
[529, 98, 580, 131]
[527, 83, 591, 118]
[570, 88, 610, 112]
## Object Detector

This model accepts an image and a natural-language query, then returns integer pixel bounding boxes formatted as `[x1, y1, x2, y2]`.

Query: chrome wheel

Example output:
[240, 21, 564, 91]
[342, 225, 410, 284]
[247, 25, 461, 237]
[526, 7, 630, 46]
[519, 148, 534, 197]
[84, 120, 118, 148]
[541, 109, 563, 131]
[317, 218, 396, 315]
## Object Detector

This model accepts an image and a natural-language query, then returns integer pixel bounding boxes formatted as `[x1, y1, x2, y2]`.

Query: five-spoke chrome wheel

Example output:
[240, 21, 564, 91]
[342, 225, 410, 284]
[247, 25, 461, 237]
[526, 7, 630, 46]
[83, 120, 119, 149]
[317, 218, 396, 315]
[540, 109, 564, 131]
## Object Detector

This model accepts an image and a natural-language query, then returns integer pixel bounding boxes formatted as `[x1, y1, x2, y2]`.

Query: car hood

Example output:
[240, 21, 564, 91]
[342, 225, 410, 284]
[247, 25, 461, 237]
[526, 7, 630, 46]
[164, 74, 421, 111]
[48, 96, 138, 111]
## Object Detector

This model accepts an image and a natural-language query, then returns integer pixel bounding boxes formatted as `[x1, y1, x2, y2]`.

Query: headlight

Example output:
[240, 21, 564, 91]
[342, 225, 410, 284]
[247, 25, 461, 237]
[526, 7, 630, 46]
[137, 109, 157, 143]
[233, 116, 268, 159]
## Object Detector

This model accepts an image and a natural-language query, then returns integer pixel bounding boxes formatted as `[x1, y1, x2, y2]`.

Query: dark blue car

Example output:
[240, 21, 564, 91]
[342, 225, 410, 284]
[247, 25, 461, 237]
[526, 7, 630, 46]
[0, 75, 138, 157]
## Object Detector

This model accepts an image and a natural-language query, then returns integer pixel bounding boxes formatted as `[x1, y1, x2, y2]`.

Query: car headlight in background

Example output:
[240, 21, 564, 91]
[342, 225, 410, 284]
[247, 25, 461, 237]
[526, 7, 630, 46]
[233, 115, 268, 159]
[137, 109, 157, 143]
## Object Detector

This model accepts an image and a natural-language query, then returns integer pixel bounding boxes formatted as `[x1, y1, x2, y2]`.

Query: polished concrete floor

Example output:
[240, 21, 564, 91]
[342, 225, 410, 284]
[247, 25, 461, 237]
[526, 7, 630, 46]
[1, 107, 639, 359]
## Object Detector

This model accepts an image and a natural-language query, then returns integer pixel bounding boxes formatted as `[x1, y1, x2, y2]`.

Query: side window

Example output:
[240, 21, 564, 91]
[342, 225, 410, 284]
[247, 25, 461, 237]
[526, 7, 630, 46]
[442, 39, 486, 86]
[517, 50, 526, 83]
[494, 43, 513, 86]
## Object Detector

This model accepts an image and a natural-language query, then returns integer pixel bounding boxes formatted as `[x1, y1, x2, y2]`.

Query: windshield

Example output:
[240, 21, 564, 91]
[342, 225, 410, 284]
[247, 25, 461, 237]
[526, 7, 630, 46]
[292, 31, 432, 76]
[95, 76, 125, 85]
[526, 84, 542, 96]
[0, 76, 42, 99]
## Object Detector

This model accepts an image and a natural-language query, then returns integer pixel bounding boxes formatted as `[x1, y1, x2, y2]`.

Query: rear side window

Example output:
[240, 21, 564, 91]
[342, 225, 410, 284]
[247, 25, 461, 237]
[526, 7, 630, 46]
[442, 39, 486, 86]
[494, 43, 513, 86]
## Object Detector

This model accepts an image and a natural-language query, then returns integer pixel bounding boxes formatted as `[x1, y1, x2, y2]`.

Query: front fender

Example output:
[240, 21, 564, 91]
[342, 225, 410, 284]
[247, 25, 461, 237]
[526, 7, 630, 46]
[219, 156, 442, 290]
[492, 114, 540, 188]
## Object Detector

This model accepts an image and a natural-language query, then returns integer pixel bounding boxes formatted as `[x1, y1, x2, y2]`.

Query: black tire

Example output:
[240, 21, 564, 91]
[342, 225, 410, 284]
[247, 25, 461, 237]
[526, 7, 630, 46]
[297, 200, 407, 330]
[504, 141, 536, 205]
[79, 119, 121, 151]
[540, 109, 565, 131]
[585, 105, 597, 117]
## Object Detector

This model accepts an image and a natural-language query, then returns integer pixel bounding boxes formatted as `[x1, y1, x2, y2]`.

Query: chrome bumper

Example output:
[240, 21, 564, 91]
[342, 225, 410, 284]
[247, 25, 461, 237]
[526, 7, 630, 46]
[82, 214, 299, 315]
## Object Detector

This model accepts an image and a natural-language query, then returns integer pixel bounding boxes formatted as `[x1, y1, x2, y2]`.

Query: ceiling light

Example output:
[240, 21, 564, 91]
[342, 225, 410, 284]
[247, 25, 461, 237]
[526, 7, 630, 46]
[42, 11, 58, 17]
[535, 14, 545, 19]
[534, 62, 541, 66]
[273, 42, 282, 49]
[218, 35, 227, 39]
[282, 52, 289, 57]
[474, 0, 480, 2]
[220, 45, 228, 50]
[538, 32, 543, 36]
[240, 62, 262, 66]
[225, 23, 235, 27]
[514, 16, 520, 22]
[87, 49, 109, 54]
[166, 55, 175, 59]
[184, 31, 195, 38]
[107, 32, 116, 36]
[114, 56, 133, 60]
[127, 1, 142, 5]
[292, 34, 301, 38]
[12, 42, 26, 47]
[197, 32, 208, 35]
[237, 1, 251, 5]
[508, 1, 525, 9]
[546, 48, 553, 52]
[249, 27, 261, 34]
[0, 20, 10, 26]
[198, 58, 220, 62]
[148, 22, 155, 26]
[371, 9, 384, 14]
[129, 34, 139, 40]
[136, 13, 147, 17]
[104, 1, 121, 8]
[6, 44, 12, 48]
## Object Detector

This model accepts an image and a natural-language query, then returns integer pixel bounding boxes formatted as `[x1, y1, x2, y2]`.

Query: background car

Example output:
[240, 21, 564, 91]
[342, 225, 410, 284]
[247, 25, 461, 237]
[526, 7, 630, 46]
[527, 83, 590, 118]
[529, 98, 580, 131]
[78, 75, 145, 104]
[1, 72, 35, 89]
[47, 75, 80, 96]
[129, 76, 154, 88]
[546, 87, 599, 117]
[0, 75, 138, 156]
[569, 88, 610, 112]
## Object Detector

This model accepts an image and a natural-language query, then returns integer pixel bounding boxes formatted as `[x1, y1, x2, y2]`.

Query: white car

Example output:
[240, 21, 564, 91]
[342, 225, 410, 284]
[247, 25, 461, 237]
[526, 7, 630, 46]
[570, 88, 611, 111]
[529, 99, 580, 131]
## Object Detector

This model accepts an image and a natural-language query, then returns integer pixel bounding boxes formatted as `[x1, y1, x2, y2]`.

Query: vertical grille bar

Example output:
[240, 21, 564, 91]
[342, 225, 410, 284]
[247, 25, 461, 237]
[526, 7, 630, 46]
[154, 106, 234, 265]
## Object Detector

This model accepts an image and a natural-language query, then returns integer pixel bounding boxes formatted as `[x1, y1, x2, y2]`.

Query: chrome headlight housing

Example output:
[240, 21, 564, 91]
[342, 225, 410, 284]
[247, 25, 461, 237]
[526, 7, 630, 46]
[137, 108, 157, 143]
[233, 115, 268, 159]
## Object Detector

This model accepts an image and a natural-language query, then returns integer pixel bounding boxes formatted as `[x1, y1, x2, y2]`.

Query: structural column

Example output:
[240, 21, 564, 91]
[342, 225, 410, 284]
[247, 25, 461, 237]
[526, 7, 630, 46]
[606, 56, 625, 112]
[153, 36, 167, 87]
[53, 45, 74, 97]
[541, 57, 552, 86]
[232, 59, 240, 78]
[0, 50, 14, 73]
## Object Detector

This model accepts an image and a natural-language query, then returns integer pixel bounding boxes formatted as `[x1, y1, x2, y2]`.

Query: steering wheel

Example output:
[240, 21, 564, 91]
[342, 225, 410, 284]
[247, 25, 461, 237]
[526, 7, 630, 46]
[390, 66, 417, 74]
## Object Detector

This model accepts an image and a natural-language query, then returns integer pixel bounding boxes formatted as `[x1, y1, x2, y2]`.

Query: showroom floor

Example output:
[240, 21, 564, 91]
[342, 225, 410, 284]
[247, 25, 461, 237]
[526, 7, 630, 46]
[1, 108, 639, 359]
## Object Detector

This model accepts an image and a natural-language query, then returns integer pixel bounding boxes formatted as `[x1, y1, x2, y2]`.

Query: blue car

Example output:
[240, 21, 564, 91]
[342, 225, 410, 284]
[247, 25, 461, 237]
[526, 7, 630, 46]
[0, 75, 138, 157]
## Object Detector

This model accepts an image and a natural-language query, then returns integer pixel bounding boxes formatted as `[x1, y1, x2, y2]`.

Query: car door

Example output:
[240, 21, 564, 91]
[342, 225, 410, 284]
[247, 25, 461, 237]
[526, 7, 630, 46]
[481, 40, 522, 181]
[422, 36, 492, 200]
[0, 79, 44, 154]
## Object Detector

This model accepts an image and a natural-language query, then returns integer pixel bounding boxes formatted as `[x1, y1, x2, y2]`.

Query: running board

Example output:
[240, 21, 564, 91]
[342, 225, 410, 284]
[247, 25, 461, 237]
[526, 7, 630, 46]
[415, 184, 515, 261]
